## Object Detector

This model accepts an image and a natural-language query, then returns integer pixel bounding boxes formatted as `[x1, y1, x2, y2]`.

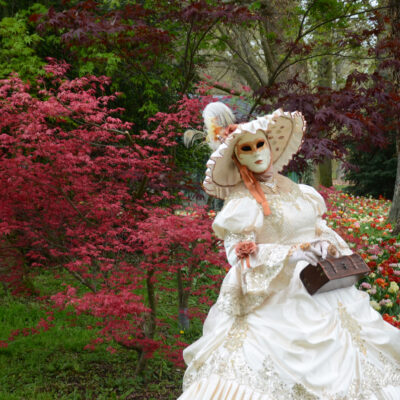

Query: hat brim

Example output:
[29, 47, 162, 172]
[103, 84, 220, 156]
[203, 109, 306, 199]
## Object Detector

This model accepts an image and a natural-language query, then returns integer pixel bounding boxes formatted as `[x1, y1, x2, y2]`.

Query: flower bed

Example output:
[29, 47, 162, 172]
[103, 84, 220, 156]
[321, 187, 400, 328]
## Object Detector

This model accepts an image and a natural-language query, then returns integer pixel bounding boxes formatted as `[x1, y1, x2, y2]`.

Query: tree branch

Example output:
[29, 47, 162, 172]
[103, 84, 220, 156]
[59, 188, 97, 227]
[301, 5, 390, 39]
[181, 19, 219, 94]
[275, 51, 385, 80]
[206, 82, 243, 96]
[57, 100, 147, 160]
[182, 17, 194, 80]
[247, 3, 388, 117]
[215, 28, 265, 88]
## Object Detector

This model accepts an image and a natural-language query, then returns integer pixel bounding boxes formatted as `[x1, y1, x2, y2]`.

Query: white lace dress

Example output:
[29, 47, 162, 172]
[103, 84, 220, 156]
[178, 179, 400, 400]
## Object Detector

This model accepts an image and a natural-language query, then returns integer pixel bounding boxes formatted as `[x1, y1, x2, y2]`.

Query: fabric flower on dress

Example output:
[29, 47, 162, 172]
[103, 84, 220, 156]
[235, 241, 257, 269]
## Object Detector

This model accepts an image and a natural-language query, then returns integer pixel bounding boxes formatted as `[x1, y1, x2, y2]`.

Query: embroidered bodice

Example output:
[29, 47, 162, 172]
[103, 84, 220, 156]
[211, 176, 351, 316]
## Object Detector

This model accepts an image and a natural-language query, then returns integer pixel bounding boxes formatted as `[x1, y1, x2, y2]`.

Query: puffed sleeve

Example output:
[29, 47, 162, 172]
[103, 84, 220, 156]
[212, 195, 293, 316]
[212, 196, 263, 240]
[299, 184, 352, 256]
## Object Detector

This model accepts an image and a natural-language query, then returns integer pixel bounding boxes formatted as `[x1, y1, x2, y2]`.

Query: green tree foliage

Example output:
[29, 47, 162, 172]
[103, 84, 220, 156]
[0, 4, 46, 80]
[345, 143, 397, 199]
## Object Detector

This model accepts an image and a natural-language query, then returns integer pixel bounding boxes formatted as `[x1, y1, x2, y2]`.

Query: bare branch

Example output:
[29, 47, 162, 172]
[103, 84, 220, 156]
[275, 51, 383, 80]
[207, 82, 244, 96]
[183, 17, 195, 79]
[301, 6, 389, 39]
[181, 19, 220, 94]
[215, 64, 233, 82]
[298, 0, 317, 39]
[215, 28, 266, 87]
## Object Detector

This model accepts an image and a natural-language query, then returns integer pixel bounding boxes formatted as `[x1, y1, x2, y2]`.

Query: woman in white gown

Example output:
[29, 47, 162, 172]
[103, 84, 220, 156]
[178, 103, 400, 400]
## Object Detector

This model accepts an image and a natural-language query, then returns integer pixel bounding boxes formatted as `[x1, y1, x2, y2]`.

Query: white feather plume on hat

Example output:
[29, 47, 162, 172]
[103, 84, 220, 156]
[202, 102, 236, 151]
[183, 101, 236, 149]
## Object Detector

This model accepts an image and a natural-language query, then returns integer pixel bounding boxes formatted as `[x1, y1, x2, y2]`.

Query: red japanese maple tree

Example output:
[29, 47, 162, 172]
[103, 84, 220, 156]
[0, 60, 226, 371]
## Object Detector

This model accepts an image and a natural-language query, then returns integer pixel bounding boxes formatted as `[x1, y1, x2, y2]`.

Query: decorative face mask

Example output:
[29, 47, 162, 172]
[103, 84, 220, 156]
[234, 132, 271, 173]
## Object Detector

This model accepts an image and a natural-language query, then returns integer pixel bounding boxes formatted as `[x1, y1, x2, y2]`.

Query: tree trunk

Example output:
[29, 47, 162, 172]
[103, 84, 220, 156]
[317, 55, 333, 187]
[177, 268, 190, 330]
[136, 267, 156, 375]
[388, 0, 400, 231]
[318, 158, 333, 188]
[390, 137, 400, 233]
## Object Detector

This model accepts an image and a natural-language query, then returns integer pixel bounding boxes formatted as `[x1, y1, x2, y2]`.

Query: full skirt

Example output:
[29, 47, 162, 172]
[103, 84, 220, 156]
[179, 262, 400, 400]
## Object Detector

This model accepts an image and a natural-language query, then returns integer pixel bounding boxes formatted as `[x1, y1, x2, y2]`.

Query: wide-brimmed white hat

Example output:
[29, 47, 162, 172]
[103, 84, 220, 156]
[203, 108, 306, 199]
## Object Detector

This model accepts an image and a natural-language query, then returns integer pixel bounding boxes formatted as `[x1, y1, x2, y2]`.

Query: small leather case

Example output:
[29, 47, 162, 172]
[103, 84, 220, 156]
[300, 253, 370, 295]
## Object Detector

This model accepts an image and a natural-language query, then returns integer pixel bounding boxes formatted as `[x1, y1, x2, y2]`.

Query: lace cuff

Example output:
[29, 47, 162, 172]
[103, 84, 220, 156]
[244, 244, 292, 294]
[217, 232, 292, 316]
[217, 248, 290, 316]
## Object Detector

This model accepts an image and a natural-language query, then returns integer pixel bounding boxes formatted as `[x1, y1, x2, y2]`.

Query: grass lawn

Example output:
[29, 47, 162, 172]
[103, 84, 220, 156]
[0, 294, 184, 400]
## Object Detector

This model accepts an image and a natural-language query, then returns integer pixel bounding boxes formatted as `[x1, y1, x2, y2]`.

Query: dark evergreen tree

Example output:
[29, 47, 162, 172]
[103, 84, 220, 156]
[345, 143, 397, 199]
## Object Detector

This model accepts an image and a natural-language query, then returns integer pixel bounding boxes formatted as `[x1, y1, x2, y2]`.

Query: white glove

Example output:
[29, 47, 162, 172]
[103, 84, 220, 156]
[310, 240, 339, 259]
[288, 241, 339, 266]
[310, 240, 329, 259]
[288, 247, 319, 266]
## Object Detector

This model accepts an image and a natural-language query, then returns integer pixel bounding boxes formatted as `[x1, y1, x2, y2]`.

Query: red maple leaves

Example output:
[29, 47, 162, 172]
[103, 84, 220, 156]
[0, 61, 228, 370]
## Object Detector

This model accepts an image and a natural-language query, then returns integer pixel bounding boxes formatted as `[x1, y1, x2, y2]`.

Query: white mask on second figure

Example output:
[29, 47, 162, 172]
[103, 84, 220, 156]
[234, 132, 271, 173]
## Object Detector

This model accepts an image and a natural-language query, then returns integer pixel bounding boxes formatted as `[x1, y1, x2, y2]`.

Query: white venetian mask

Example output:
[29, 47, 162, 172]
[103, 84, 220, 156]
[234, 132, 272, 173]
